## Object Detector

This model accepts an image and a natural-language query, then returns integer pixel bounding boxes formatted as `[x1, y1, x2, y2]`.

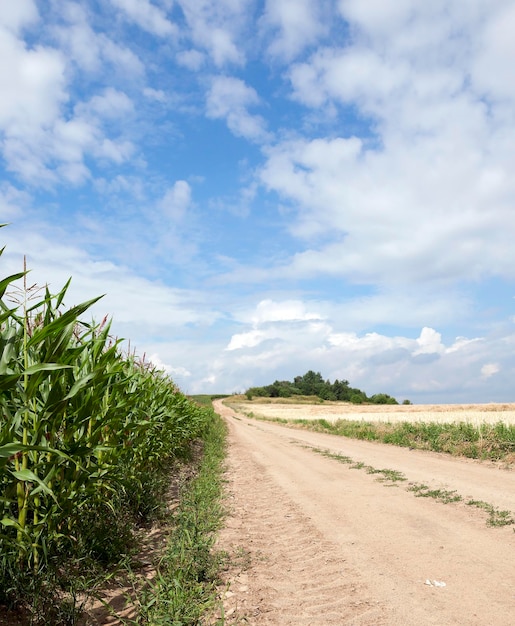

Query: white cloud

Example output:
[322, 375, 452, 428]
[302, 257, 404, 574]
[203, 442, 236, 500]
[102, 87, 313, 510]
[0, 27, 67, 132]
[143, 87, 167, 101]
[110, 0, 177, 37]
[1, 227, 219, 333]
[217, 295, 515, 401]
[80, 88, 134, 118]
[414, 327, 444, 356]
[176, 0, 251, 67]
[0, 6, 141, 185]
[260, 0, 330, 61]
[250, 299, 323, 324]
[0, 184, 29, 220]
[254, 0, 515, 290]
[53, 3, 145, 77]
[176, 49, 205, 70]
[0, 0, 38, 34]
[226, 299, 326, 351]
[259, 115, 515, 284]
[4, 80, 134, 183]
[159, 180, 192, 221]
[206, 75, 270, 142]
[481, 363, 500, 378]
[148, 354, 191, 377]
[226, 329, 265, 351]
[471, 2, 515, 100]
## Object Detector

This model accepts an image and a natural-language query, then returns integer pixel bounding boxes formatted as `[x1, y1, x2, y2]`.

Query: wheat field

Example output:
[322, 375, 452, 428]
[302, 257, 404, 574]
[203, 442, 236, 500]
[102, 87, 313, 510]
[231, 401, 515, 426]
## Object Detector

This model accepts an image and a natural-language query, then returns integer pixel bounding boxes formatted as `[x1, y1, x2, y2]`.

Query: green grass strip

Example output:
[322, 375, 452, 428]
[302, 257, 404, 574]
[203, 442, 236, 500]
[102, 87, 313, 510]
[138, 403, 227, 625]
[254, 416, 515, 462]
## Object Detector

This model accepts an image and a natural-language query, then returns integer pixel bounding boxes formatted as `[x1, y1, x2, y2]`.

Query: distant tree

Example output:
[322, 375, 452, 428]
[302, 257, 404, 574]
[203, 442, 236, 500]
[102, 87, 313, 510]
[318, 383, 336, 401]
[295, 370, 325, 395]
[243, 372, 399, 405]
[370, 393, 398, 405]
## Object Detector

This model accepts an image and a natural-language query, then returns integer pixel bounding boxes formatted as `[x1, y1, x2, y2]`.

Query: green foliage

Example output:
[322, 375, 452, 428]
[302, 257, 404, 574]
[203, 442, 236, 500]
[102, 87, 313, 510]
[466, 500, 514, 527]
[189, 394, 229, 406]
[263, 413, 515, 463]
[0, 234, 211, 621]
[369, 393, 398, 405]
[139, 407, 227, 625]
[245, 370, 402, 404]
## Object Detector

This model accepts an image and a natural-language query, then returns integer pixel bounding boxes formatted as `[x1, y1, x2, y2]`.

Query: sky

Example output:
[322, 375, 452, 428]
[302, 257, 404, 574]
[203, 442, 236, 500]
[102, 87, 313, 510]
[1, 0, 515, 404]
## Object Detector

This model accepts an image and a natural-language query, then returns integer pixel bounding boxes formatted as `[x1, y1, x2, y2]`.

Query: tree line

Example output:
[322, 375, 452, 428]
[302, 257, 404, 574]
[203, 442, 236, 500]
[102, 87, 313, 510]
[245, 370, 409, 404]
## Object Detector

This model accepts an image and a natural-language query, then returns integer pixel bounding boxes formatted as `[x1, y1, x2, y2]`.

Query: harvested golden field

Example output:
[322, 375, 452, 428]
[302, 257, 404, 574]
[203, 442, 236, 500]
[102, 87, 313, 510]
[229, 399, 515, 426]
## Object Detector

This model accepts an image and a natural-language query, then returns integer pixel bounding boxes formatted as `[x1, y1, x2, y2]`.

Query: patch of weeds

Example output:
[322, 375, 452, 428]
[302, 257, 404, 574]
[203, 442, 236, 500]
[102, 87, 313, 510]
[370, 468, 407, 483]
[302, 446, 352, 464]
[219, 546, 252, 574]
[307, 447, 405, 485]
[408, 483, 462, 503]
[320, 450, 353, 465]
[466, 500, 515, 527]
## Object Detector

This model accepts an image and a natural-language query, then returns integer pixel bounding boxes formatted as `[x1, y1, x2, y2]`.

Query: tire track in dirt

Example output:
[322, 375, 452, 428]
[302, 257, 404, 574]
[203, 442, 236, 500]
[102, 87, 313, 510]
[214, 411, 390, 624]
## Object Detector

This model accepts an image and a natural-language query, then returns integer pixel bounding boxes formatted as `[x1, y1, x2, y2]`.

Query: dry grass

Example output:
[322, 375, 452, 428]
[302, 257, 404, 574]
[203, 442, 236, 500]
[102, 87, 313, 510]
[228, 398, 515, 426]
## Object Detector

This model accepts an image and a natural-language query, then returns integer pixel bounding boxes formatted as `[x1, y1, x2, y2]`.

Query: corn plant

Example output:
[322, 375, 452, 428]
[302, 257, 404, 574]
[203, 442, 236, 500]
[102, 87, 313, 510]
[0, 230, 209, 619]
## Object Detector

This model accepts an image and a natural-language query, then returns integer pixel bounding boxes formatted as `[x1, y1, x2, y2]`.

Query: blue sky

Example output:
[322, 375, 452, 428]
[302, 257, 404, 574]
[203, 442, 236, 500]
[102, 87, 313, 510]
[2, 0, 515, 403]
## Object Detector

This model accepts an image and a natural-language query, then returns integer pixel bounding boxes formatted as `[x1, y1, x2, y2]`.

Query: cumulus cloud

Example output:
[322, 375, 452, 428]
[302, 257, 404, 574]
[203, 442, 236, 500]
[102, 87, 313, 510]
[245, 1, 515, 291]
[0, 183, 29, 220]
[159, 180, 192, 221]
[176, 49, 205, 70]
[110, 0, 177, 37]
[260, 0, 330, 61]
[226, 329, 265, 351]
[1, 226, 219, 334]
[206, 75, 270, 142]
[481, 363, 500, 378]
[414, 327, 444, 355]
[251, 299, 323, 324]
[226, 299, 324, 351]
[0, 0, 39, 34]
[0, 5, 140, 185]
[54, 3, 145, 76]
[218, 295, 515, 401]
[143, 86, 167, 101]
[0, 25, 67, 132]
[148, 354, 191, 377]
[176, 0, 251, 67]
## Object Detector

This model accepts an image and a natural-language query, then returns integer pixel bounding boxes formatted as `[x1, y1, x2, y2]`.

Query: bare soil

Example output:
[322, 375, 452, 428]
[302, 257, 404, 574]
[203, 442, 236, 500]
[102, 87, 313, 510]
[212, 399, 515, 625]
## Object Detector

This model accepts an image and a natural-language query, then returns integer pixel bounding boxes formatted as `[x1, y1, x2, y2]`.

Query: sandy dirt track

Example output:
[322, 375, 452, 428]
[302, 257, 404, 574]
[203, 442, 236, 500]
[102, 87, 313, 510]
[212, 400, 515, 625]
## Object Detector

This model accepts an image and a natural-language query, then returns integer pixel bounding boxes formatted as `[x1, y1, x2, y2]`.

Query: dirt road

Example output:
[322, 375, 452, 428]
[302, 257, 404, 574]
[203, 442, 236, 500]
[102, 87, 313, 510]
[212, 400, 515, 625]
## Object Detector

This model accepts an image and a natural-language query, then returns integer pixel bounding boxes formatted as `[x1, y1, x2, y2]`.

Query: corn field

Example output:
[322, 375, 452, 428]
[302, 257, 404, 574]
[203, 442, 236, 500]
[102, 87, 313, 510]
[0, 229, 208, 617]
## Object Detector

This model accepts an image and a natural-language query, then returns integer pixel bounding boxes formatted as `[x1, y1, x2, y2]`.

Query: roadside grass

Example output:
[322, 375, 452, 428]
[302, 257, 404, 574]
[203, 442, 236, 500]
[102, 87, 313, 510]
[189, 394, 230, 407]
[136, 402, 228, 625]
[244, 414, 515, 463]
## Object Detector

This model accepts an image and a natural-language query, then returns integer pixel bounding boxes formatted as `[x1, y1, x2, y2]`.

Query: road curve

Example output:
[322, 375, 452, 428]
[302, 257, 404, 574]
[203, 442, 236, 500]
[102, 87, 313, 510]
[213, 399, 515, 625]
